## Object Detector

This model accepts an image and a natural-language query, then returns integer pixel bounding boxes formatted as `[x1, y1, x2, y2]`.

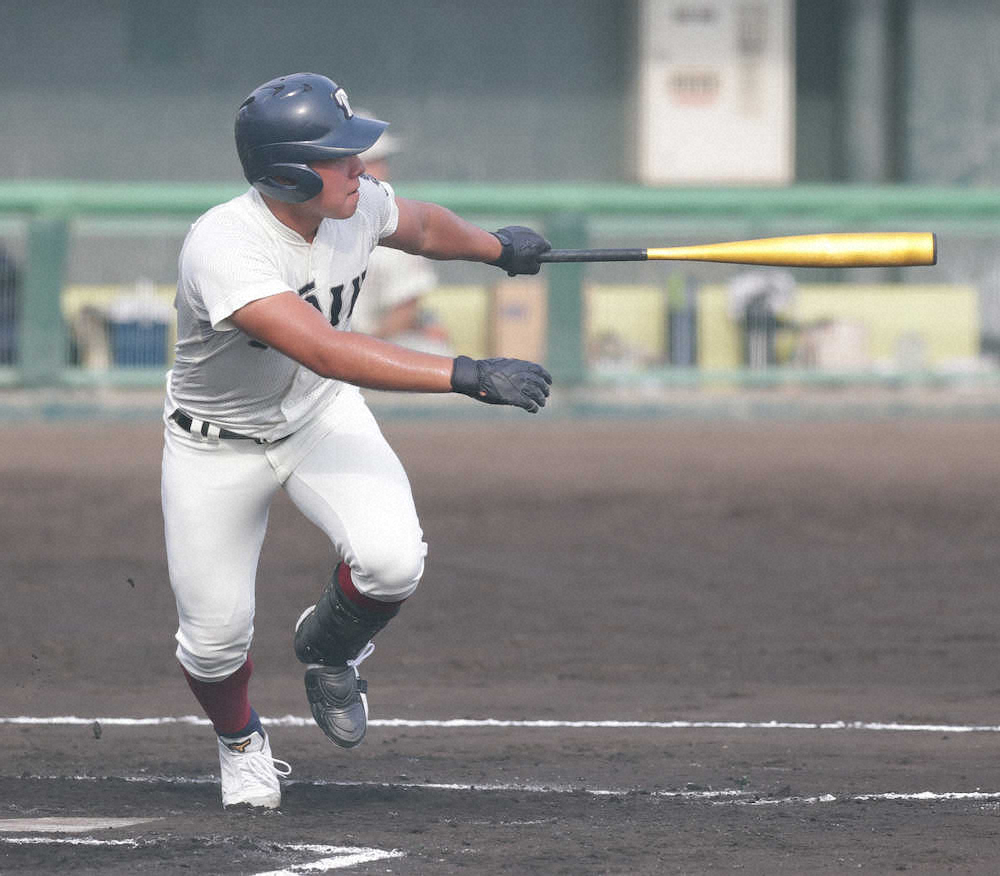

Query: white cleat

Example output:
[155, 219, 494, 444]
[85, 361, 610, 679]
[217, 728, 291, 809]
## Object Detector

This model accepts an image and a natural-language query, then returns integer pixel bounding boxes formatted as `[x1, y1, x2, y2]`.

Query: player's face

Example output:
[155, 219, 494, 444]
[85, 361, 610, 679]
[309, 156, 366, 219]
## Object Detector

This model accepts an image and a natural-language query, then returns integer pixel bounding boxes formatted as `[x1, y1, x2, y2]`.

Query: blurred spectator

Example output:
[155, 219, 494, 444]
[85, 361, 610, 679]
[728, 269, 797, 369]
[350, 117, 454, 356]
[0, 244, 19, 366]
[70, 306, 111, 370]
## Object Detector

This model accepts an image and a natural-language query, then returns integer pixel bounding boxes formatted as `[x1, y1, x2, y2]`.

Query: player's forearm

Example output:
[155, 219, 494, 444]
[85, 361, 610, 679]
[399, 201, 503, 263]
[230, 291, 454, 393]
[310, 330, 454, 392]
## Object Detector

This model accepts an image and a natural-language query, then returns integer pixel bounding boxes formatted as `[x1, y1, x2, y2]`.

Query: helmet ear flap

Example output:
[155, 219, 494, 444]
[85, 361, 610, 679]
[251, 163, 323, 204]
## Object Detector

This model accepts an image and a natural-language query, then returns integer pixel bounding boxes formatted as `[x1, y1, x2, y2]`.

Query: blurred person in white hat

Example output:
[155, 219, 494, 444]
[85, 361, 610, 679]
[350, 115, 454, 356]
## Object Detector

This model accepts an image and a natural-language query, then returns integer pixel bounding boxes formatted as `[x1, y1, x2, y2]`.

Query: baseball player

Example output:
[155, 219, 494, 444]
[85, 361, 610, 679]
[162, 72, 552, 810]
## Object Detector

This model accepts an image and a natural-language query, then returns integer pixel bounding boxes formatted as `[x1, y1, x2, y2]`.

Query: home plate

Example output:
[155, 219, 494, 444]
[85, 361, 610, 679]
[0, 817, 161, 833]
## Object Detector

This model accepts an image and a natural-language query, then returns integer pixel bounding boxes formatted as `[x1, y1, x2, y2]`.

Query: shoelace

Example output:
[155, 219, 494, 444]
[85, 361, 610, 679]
[305, 641, 374, 674]
[348, 641, 375, 669]
[272, 758, 292, 777]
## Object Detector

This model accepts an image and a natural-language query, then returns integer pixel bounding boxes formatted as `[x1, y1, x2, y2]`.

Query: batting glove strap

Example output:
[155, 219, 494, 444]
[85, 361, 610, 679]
[450, 355, 553, 413]
[489, 226, 551, 276]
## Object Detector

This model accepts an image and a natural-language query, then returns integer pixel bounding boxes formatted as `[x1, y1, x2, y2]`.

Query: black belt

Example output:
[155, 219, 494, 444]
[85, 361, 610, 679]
[169, 410, 264, 443]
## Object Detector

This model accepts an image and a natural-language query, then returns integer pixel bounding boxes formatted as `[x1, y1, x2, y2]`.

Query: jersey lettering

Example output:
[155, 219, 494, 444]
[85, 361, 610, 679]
[329, 272, 366, 327]
[330, 284, 344, 327]
[346, 272, 366, 321]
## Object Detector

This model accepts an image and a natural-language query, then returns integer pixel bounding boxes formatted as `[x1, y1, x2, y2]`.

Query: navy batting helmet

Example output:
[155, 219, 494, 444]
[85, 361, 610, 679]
[235, 72, 388, 203]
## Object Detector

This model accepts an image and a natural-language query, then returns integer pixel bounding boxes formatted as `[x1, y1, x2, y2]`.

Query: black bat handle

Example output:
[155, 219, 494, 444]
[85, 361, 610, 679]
[538, 249, 648, 263]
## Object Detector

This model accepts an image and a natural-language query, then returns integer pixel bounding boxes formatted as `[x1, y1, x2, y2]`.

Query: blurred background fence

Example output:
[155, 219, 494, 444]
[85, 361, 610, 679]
[3, 0, 1000, 402]
[0, 181, 997, 390]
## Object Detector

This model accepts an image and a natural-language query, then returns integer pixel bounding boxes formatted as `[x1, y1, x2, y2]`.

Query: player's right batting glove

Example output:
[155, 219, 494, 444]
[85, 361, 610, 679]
[489, 226, 551, 276]
[451, 355, 552, 413]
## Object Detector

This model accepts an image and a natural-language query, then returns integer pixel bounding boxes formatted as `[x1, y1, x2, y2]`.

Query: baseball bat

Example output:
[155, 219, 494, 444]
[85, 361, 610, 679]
[537, 232, 937, 268]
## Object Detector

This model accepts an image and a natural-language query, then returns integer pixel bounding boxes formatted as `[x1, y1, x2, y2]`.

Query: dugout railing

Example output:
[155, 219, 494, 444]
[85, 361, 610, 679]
[1, 181, 999, 388]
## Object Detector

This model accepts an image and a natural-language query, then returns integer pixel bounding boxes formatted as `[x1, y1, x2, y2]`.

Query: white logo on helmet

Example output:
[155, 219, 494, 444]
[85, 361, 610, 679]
[333, 88, 354, 119]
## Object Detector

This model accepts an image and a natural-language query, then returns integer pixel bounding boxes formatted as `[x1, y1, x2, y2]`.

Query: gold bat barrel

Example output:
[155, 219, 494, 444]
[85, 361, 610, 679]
[645, 232, 937, 268]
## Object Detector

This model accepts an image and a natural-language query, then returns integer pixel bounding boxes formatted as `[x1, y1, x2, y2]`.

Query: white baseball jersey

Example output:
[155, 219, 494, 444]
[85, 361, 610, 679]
[166, 175, 399, 441]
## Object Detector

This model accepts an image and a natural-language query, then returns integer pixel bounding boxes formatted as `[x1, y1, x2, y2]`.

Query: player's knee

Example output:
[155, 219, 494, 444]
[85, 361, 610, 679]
[174, 626, 252, 680]
[350, 540, 425, 601]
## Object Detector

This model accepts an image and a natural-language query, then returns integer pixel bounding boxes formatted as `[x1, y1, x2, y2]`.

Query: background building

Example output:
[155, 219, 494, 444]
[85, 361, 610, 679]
[1, 1, 996, 186]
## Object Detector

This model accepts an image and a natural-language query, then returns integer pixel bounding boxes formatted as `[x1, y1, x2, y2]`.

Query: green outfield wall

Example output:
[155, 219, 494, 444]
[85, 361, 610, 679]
[2, 181, 999, 387]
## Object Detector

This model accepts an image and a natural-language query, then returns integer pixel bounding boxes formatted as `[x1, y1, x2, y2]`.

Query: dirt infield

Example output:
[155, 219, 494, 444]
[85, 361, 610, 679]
[3, 410, 1000, 873]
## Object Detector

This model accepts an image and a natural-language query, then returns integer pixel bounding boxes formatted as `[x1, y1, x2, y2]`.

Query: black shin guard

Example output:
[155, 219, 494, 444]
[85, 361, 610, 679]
[294, 564, 401, 666]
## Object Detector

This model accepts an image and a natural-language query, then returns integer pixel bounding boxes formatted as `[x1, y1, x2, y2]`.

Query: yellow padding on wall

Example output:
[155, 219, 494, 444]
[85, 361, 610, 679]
[698, 284, 980, 370]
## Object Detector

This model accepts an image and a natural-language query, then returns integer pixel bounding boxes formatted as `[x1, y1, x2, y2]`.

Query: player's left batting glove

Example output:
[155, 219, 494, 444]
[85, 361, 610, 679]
[489, 226, 551, 276]
[451, 355, 553, 413]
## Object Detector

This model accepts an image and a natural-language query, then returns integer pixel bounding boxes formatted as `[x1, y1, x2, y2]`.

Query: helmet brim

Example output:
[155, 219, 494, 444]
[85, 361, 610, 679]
[244, 115, 390, 177]
[311, 114, 389, 157]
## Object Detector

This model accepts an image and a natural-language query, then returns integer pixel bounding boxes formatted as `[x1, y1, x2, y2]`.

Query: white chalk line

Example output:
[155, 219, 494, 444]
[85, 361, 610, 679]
[3, 714, 1000, 733]
[10, 772, 1000, 807]
[5, 715, 998, 821]
[0, 816, 160, 833]
[0, 835, 403, 874]
[1, 836, 143, 847]
[251, 847, 405, 875]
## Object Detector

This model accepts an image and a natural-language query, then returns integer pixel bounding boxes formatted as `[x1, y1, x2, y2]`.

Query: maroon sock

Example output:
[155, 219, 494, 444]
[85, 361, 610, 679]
[183, 658, 254, 736]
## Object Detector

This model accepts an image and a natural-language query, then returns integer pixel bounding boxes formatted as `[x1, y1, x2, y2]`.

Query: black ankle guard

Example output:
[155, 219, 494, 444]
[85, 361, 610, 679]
[294, 568, 401, 666]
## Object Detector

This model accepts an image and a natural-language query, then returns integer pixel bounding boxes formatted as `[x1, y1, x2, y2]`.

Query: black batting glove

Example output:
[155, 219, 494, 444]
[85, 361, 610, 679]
[489, 226, 551, 276]
[451, 355, 553, 413]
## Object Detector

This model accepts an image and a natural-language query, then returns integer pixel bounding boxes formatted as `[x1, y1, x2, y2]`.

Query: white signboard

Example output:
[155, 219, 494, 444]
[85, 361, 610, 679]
[634, 0, 794, 184]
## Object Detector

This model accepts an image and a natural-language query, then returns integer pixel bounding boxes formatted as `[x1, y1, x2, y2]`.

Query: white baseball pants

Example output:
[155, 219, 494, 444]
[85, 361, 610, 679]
[161, 385, 426, 680]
